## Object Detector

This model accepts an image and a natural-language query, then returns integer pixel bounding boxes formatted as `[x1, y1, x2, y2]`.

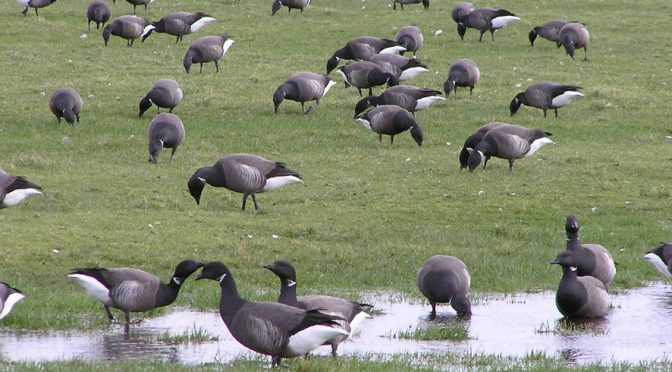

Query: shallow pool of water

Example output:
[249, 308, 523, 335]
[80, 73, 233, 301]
[0, 284, 670, 365]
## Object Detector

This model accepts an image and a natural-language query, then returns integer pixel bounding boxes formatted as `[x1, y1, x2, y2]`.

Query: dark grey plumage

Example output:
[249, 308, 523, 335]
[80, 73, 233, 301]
[509, 81, 584, 117]
[187, 154, 304, 210]
[457, 7, 520, 42]
[392, 0, 429, 10]
[195, 261, 348, 367]
[143, 12, 216, 43]
[451, 2, 474, 23]
[0, 283, 25, 320]
[67, 260, 204, 331]
[124, 0, 152, 15]
[273, 72, 336, 114]
[368, 54, 428, 81]
[86, 0, 112, 30]
[102, 15, 155, 47]
[565, 215, 616, 287]
[147, 113, 185, 164]
[355, 105, 423, 147]
[443, 58, 480, 97]
[49, 88, 83, 125]
[529, 20, 569, 47]
[466, 124, 554, 172]
[271, 0, 311, 15]
[183, 34, 236, 73]
[326, 36, 406, 74]
[551, 250, 610, 318]
[417, 255, 471, 318]
[458, 121, 507, 169]
[644, 242, 672, 278]
[336, 61, 399, 97]
[18, 0, 56, 16]
[0, 169, 43, 209]
[559, 22, 590, 60]
[394, 25, 423, 56]
[139, 79, 183, 117]
[353, 85, 444, 118]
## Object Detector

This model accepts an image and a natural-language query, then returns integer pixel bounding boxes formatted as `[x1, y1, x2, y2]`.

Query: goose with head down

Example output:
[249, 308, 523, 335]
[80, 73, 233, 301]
[509, 81, 584, 118]
[353, 85, 444, 118]
[457, 7, 520, 42]
[326, 36, 405, 74]
[355, 105, 423, 147]
[273, 72, 336, 114]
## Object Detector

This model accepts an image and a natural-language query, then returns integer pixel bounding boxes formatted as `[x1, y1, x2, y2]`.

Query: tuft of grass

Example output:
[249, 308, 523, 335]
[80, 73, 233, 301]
[535, 319, 608, 336]
[396, 324, 469, 341]
[157, 324, 219, 345]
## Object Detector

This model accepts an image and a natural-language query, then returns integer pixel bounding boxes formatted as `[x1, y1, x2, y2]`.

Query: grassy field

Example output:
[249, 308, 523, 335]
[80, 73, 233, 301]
[1, 0, 671, 368]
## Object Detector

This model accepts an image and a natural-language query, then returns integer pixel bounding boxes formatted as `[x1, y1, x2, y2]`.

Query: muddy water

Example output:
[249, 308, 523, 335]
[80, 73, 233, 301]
[0, 284, 670, 365]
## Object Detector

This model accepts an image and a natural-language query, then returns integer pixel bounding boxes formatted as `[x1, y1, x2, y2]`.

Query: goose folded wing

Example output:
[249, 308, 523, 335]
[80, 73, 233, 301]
[110, 279, 160, 312]
[496, 134, 531, 157]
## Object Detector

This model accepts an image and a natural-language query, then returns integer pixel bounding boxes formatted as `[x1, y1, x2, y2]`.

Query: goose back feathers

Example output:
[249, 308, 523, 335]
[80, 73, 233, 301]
[86, 0, 112, 30]
[529, 20, 569, 47]
[417, 255, 471, 317]
[443, 58, 480, 97]
[336, 61, 399, 97]
[49, 88, 83, 125]
[368, 54, 428, 81]
[147, 113, 185, 164]
[0, 283, 25, 320]
[326, 37, 406, 74]
[18, 0, 56, 16]
[565, 215, 617, 287]
[0, 169, 43, 209]
[457, 7, 520, 42]
[124, 0, 153, 15]
[451, 2, 474, 23]
[459, 121, 507, 169]
[183, 34, 235, 73]
[272, 0, 311, 15]
[559, 22, 590, 60]
[355, 105, 423, 146]
[354, 85, 444, 118]
[103, 15, 154, 46]
[139, 79, 183, 117]
[467, 124, 553, 172]
[509, 81, 584, 117]
[551, 250, 610, 318]
[187, 154, 303, 210]
[143, 12, 215, 43]
[645, 242, 672, 278]
[392, 0, 429, 10]
[273, 72, 336, 114]
[394, 25, 423, 55]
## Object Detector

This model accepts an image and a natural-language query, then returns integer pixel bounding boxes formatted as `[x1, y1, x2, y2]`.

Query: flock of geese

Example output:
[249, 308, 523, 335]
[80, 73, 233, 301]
[2, 0, 670, 368]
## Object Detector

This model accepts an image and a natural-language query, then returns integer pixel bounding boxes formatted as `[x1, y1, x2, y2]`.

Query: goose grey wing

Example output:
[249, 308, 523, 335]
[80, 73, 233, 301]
[494, 133, 531, 158]
[110, 279, 160, 312]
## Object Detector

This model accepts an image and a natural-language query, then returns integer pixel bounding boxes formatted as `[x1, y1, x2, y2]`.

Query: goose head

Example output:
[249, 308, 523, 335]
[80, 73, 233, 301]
[196, 261, 230, 283]
[263, 260, 297, 283]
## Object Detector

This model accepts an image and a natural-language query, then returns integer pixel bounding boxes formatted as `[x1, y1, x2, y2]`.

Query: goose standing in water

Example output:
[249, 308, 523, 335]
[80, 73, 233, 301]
[551, 250, 610, 318]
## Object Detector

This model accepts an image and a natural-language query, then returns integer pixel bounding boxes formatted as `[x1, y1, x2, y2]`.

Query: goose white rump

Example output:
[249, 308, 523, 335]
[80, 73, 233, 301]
[283, 325, 349, 357]
[551, 91, 584, 107]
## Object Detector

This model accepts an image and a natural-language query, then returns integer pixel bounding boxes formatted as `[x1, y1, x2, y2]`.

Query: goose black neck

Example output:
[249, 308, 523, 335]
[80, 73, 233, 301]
[154, 279, 181, 308]
[566, 233, 582, 251]
[195, 166, 226, 187]
[277, 278, 300, 307]
[217, 274, 245, 323]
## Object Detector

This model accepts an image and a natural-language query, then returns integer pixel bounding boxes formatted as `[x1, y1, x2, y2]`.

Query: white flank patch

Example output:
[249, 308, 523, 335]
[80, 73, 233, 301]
[190, 17, 216, 33]
[0, 292, 25, 320]
[463, 268, 471, 290]
[414, 96, 446, 110]
[284, 325, 350, 357]
[2, 189, 42, 207]
[223, 39, 236, 54]
[491, 16, 521, 29]
[335, 70, 350, 86]
[551, 91, 584, 107]
[355, 118, 372, 131]
[666, 136, 672, 143]
[322, 80, 337, 97]
[348, 310, 372, 337]
[175, 88, 184, 102]
[380, 45, 406, 54]
[399, 67, 429, 81]
[262, 176, 303, 192]
[525, 137, 554, 157]
[67, 274, 114, 306]
[644, 253, 672, 278]
[16, 0, 30, 5]
[148, 0, 154, 3]
[141, 25, 155, 37]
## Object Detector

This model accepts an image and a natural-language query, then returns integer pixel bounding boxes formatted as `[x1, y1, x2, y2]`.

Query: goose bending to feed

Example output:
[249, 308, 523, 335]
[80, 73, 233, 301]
[551, 250, 610, 318]
[183, 34, 235, 74]
[559, 22, 590, 60]
[443, 58, 480, 97]
[417, 255, 471, 318]
[147, 113, 185, 164]
[0, 170, 42, 209]
[103, 15, 154, 47]
[509, 82, 583, 117]
[273, 72, 336, 114]
[264, 260, 372, 356]
[644, 242, 672, 278]
[196, 261, 349, 367]
[458, 121, 507, 169]
[49, 88, 83, 125]
[67, 260, 204, 331]
[529, 20, 569, 47]
[139, 79, 183, 117]
[336, 61, 399, 97]
[272, 0, 311, 15]
[326, 37, 406, 74]
[392, 0, 429, 10]
[123, 0, 153, 15]
[451, 2, 474, 24]
[394, 25, 423, 55]
[17, 0, 56, 16]
[142, 12, 215, 43]
[355, 105, 423, 147]
[86, 1, 112, 30]
[0, 283, 25, 320]
[368, 54, 428, 81]
[565, 215, 616, 287]
[457, 7, 520, 42]
[354, 85, 444, 118]
[187, 154, 303, 210]
[466, 124, 553, 172]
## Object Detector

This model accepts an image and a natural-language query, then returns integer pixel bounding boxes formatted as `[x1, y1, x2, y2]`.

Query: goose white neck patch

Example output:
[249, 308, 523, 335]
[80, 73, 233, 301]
[217, 273, 227, 283]
[173, 277, 182, 285]
[570, 266, 577, 272]
[287, 279, 296, 287]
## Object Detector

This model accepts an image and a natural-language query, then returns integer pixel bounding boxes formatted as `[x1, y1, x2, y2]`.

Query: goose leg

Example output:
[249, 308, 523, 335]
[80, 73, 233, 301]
[34, 7, 39, 16]
[508, 159, 515, 172]
[583, 48, 588, 61]
[144, 4, 148, 14]
[478, 30, 485, 42]
[357, 88, 362, 97]
[175, 36, 180, 43]
[199, 63, 204, 74]
[331, 344, 338, 358]
[393, 2, 396, 9]
[430, 302, 437, 319]
[76, 114, 80, 123]
[469, 86, 474, 98]
[241, 193, 249, 210]
[542, 109, 547, 118]
[88, 21, 91, 31]
[123, 311, 131, 333]
[21, 6, 28, 16]
[169, 148, 177, 163]
[104, 305, 114, 321]
[483, 156, 490, 169]
[271, 356, 282, 367]
[390, 135, 395, 145]
[214, 60, 220, 73]
[368, 88, 373, 96]
[251, 193, 260, 210]
[133, 4, 137, 14]
[378, 134, 383, 143]
[490, 29, 496, 42]
[554, 109, 558, 118]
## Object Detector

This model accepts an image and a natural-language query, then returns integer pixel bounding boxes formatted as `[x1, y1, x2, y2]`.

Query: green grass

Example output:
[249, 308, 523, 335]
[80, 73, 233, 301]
[157, 324, 218, 344]
[396, 323, 469, 341]
[1, 0, 671, 369]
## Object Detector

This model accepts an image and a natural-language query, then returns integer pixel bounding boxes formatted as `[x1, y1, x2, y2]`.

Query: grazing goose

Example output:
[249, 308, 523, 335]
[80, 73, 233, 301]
[195, 261, 349, 367]
[264, 260, 372, 356]
[565, 215, 617, 287]
[49, 88, 83, 125]
[509, 82, 584, 117]
[17, 0, 56, 17]
[394, 25, 423, 56]
[147, 113, 185, 164]
[187, 154, 303, 210]
[451, 2, 474, 23]
[368, 54, 428, 81]
[273, 72, 336, 114]
[0, 170, 42, 209]
[139, 79, 183, 117]
[466, 124, 553, 172]
[529, 20, 569, 47]
[142, 12, 216, 43]
[67, 260, 203, 331]
[0, 283, 25, 320]
[86, 0, 112, 30]
[355, 105, 423, 147]
[272, 0, 311, 15]
[458, 121, 507, 169]
[457, 7, 520, 42]
[103, 15, 155, 47]
[551, 250, 610, 318]
[416, 255, 471, 318]
[123, 0, 153, 15]
[353, 85, 444, 118]
[336, 61, 399, 97]
[183, 34, 236, 74]
[644, 242, 672, 278]
[559, 22, 590, 60]
[443, 58, 480, 98]
[392, 0, 429, 10]
[326, 37, 406, 74]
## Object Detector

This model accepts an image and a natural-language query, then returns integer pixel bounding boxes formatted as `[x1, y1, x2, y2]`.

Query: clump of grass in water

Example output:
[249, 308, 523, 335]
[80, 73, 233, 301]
[535, 319, 608, 336]
[396, 324, 469, 341]
[158, 324, 218, 344]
